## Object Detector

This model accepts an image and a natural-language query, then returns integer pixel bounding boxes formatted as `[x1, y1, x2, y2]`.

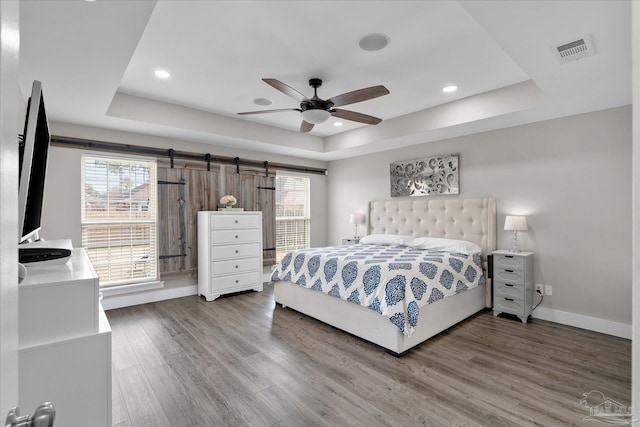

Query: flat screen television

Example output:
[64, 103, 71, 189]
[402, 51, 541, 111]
[18, 80, 50, 243]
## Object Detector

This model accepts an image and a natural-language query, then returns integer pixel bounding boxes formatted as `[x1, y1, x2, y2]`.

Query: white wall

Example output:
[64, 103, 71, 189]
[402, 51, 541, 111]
[0, 0, 20, 414]
[328, 106, 632, 326]
[631, 1, 639, 422]
[40, 122, 327, 299]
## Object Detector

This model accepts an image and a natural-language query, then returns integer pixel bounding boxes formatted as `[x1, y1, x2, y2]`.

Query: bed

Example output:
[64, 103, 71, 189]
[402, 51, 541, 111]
[272, 197, 496, 354]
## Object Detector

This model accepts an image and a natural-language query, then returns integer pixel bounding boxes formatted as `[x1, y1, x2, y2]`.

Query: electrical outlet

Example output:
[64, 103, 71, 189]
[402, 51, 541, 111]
[544, 285, 553, 296]
[535, 284, 543, 294]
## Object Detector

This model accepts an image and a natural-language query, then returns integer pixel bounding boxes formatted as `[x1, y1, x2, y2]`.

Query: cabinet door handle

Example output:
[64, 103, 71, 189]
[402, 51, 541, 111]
[505, 255, 514, 258]
[505, 298, 514, 302]
[505, 284, 514, 287]
[505, 269, 514, 273]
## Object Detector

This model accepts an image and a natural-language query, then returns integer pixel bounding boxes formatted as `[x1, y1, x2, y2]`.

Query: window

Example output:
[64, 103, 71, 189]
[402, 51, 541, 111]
[81, 155, 158, 286]
[275, 173, 310, 261]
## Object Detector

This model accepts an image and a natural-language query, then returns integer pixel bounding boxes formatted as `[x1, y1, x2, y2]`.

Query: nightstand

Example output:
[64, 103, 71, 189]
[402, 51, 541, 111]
[492, 250, 534, 323]
[341, 237, 360, 245]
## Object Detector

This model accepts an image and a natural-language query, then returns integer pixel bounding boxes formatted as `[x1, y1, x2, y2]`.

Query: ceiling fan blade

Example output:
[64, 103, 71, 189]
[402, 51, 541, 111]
[300, 121, 314, 133]
[263, 78, 308, 102]
[328, 85, 389, 108]
[331, 109, 382, 125]
[237, 108, 300, 115]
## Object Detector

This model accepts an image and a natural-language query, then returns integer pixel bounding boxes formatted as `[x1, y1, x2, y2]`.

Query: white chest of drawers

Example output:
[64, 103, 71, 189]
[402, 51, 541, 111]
[198, 211, 264, 301]
[492, 250, 534, 323]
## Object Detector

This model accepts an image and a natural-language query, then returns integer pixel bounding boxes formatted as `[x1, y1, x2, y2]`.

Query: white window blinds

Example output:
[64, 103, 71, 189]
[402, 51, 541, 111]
[81, 155, 158, 286]
[275, 174, 310, 261]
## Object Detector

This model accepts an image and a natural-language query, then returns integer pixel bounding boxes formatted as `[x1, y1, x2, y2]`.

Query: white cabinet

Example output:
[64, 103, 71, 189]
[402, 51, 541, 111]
[198, 211, 264, 301]
[492, 250, 534, 323]
[19, 248, 111, 427]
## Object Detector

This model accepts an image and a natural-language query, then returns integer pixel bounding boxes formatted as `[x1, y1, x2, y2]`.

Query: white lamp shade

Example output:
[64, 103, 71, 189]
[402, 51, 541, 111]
[301, 109, 331, 124]
[504, 215, 528, 231]
[349, 213, 366, 225]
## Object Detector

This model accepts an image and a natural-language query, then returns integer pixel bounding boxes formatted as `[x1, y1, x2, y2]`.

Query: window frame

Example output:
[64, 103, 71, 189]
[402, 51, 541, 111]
[81, 153, 159, 287]
[275, 172, 311, 261]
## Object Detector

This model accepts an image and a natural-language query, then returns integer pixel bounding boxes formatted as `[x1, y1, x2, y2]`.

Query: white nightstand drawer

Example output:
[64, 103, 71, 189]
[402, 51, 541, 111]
[494, 254, 525, 270]
[211, 271, 261, 291]
[494, 282, 525, 301]
[342, 238, 360, 245]
[211, 243, 261, 260]
[211, 257, 260, 277]
[211, 229, 261, 245]
[494, 269, 525, 285]
[494, 297, 526, 316]
[209, 214, 261, 230]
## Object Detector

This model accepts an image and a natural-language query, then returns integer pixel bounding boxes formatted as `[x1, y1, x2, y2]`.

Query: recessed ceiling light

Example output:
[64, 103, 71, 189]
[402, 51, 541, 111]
[154, 69, 171, 79]
[358, 33, 390, 52]
[442, 85, 458, 93]
[333, 122, 343, 127]
[253, 98, 272, 106]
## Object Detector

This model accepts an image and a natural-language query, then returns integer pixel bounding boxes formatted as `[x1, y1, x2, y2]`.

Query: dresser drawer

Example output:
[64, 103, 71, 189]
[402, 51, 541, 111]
[211, 257, 260, 277]
[494, 282, 525, 301]
[494, 297, 526, 316]
[210, 214, 261, 230]
[211, 243, 261, 260]
[494, 254, 525, 270]
[211, 271, 261, 291]
[494, 269, 525, 285]
[211, 229, 260, 245]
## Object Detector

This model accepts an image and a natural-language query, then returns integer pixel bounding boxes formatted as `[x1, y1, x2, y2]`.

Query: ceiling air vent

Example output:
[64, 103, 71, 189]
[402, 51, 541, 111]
[552, 34, 595, 64]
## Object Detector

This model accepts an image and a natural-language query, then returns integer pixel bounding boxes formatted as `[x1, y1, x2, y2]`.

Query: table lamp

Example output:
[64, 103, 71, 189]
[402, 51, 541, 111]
[504, 215, 528, 253]
[349, 213, 366, 238]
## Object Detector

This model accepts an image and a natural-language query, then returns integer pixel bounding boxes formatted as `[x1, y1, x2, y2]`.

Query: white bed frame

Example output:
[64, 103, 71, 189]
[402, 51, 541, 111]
[274, 197, 497, 354]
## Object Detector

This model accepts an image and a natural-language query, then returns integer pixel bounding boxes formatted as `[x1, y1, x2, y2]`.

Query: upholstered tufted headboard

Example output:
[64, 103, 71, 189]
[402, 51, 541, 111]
[368, 197, 496, 306]
[368, 197, 496, 258]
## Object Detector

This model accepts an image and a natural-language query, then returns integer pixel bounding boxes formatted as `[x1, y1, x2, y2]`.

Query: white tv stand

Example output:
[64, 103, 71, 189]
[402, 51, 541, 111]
[18, 248, 111, 427]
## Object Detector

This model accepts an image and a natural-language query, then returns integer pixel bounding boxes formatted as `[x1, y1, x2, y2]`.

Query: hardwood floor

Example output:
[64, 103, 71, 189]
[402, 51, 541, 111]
[107, 284, 631, 426]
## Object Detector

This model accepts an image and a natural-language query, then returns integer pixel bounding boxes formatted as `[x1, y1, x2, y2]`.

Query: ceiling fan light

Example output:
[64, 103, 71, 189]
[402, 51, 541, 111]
[301, 109, 331, 124]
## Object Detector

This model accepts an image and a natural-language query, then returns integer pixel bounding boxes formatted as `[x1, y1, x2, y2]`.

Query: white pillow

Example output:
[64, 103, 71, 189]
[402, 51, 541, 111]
[408, 236, 482, 255]
[359, 234, 413, 246]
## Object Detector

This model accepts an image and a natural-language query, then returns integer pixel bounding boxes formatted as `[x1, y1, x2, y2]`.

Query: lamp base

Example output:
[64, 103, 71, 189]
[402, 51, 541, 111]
[510, 230, 521, 253]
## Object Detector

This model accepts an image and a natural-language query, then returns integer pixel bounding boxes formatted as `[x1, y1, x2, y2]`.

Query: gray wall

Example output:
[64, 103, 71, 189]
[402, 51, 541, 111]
[327, 106, 632, 325]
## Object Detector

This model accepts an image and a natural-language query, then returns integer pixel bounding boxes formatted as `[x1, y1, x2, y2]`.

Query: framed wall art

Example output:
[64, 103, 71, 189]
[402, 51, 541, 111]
[389, 154, 459, 197]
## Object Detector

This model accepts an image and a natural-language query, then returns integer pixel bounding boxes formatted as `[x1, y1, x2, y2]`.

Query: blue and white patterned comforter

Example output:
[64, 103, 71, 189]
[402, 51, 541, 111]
[270, 244, 485, 336]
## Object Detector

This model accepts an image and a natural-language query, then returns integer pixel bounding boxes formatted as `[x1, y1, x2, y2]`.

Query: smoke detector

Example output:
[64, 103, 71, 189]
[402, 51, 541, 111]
[552, 34, 595, 64]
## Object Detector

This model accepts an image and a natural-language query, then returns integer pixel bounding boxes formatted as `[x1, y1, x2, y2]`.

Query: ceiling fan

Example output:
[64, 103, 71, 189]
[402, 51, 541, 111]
[238, 78, 390, 133]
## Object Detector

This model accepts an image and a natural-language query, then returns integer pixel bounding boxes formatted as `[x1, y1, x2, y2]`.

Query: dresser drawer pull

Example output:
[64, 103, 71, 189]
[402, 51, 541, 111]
[505, 298, 514, 302]
[235, 220, 238, 224]
[235, 265, 239, 269]
[235, 235, 239, 239]
[235, 250, 239, 254]
[235, 280, 239, 284]
[505, 284, 514, 287]
[505, 269, 514, 273]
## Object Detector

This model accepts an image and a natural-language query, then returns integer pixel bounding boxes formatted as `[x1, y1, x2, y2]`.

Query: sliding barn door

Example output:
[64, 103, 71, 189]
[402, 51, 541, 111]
[157, 165, 219, 277]
[225, 170, 276, 266]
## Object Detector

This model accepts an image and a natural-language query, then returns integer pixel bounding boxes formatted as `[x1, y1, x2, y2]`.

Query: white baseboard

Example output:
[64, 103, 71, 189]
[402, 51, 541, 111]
[532, 307, 631, 339]
[102, 284, 197, 310]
